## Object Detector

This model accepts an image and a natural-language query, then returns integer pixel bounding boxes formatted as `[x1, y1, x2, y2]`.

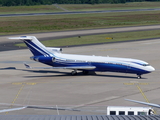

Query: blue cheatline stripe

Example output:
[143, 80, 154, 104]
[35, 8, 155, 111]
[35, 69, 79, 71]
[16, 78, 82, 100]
[121, 60, 145, 66]
[24, 41, 45, 56]
[131, 62, 146, 66]
[24, 40, 55, 57]
[25, 40, 50, 56]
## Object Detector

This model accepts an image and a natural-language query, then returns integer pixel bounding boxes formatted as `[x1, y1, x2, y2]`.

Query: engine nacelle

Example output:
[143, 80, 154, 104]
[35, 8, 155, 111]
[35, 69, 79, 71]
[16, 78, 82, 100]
[46, 47, 62, 53]
[30, 56, 55, 63]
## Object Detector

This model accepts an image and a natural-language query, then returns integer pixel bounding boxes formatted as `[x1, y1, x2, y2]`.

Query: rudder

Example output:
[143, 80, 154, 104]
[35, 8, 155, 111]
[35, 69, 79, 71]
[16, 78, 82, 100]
[9, 36, 51, 56]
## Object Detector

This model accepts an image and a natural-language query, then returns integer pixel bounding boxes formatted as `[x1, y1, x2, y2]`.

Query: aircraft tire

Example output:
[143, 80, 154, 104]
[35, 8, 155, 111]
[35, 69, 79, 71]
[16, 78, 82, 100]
[71, 71, 77, 75]
[137, 74, 142, 79]
[82, 71, 89, 75]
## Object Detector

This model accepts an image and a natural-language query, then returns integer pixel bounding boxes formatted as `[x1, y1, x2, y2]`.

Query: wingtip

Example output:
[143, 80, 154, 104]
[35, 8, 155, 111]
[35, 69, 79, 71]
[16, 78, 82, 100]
[24, 63, 31, 69]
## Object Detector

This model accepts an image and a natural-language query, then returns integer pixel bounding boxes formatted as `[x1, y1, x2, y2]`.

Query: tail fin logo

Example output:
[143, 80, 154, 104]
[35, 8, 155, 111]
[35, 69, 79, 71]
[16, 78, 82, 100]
[24, 40, 50, 56]
[9, 36, 52, 57]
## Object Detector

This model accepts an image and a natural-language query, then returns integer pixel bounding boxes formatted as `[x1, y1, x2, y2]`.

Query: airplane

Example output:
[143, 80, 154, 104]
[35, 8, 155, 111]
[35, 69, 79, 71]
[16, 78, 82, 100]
[9, 36, 155, 79]
[0, 103, 80, 115]
[0, 102, 155, 115]
[125, 99, 160, 108]
[0, 106, 26, 113]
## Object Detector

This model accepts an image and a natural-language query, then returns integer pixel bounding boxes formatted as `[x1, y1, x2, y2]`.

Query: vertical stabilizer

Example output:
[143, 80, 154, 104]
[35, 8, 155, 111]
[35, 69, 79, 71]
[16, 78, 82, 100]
[9, 36, 52, 56]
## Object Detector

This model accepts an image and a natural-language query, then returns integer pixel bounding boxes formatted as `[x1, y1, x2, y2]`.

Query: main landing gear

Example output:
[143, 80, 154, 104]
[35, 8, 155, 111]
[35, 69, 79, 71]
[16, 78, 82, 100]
[82, 70, 89, 75]
[71, 70, 89, 75]
[71, 70, 77, 75]
[137, 74, 142, 79]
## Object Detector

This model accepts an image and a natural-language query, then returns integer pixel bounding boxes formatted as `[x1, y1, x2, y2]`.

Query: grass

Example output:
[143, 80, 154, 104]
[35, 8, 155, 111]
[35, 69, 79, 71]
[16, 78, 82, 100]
[1, 2, 160, 36]
[1, 10, 160, 35]
[1, 2, 160, 14]
[0, 5, 63, 14]
[15, 29, 160, 47]
[60, 2, 160, 11]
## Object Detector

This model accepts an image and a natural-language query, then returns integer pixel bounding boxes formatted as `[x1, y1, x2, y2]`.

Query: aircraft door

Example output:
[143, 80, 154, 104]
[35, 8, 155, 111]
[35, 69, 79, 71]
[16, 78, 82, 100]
[126, 64, 131, 72]
[127, 64, 131, 69]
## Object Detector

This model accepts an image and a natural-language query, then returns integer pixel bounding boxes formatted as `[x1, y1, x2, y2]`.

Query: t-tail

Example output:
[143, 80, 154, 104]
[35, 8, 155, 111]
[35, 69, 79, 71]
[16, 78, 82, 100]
[9, 36, 62, 57]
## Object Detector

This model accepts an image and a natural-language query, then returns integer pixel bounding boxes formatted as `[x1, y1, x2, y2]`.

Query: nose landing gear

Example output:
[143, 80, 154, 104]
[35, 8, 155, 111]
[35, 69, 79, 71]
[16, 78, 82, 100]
[137, 74, 142, 79]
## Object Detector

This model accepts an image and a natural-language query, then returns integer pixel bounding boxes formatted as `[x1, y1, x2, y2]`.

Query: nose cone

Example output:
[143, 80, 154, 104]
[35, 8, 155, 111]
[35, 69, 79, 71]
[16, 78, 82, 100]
[148, 66, 155, 72]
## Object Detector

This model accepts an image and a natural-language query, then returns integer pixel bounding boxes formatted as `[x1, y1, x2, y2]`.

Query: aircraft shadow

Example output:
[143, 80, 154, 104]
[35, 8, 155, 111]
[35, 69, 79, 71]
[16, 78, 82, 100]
[0, 67, 16, 70]
[0, 67, 60, 73]
[93, 74, 146, 79]
[24, 71, 143, 79]
[0, 67, 146, 79]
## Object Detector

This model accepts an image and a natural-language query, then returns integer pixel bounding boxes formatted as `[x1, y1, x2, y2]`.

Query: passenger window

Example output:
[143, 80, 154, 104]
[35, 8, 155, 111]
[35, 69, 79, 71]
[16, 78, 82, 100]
[110, 111, 116, 115]
[128, 111, 134, 115]
[119, 111, 125, 115]
[138, 112, 147, 115]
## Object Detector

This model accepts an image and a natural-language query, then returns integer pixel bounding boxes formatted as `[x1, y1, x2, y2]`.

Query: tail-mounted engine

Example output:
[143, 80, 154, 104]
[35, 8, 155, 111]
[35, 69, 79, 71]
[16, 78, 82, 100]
[30, 56, 56, 63]
[46, 47, 62, 53]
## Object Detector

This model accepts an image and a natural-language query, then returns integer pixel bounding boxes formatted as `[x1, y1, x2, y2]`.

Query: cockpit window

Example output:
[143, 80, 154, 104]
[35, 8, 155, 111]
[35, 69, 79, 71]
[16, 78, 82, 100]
[142, 64, 150, 66]
[123, 61, 150, 66]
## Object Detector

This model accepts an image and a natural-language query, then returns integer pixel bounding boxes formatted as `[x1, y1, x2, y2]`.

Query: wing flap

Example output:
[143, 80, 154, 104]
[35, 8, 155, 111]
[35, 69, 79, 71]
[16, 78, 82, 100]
[24, 63, 96, 70]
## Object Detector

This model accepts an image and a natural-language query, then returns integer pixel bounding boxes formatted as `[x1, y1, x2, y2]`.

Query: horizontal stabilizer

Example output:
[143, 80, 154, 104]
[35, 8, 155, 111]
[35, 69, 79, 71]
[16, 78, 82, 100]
[9, 36, 33, 40]
[125, 99, 160, 108]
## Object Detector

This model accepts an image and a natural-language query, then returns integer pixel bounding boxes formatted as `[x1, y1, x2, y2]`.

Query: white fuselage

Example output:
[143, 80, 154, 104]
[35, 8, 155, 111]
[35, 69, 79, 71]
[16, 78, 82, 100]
[42, 52, 155, 74]
[9, 36, 155, 77]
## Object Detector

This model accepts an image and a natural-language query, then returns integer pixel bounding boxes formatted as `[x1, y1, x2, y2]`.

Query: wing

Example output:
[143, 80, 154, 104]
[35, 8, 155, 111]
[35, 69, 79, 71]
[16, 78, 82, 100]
[24, 63, 96, 70]
[27, 105, 80, 111]
[0, 103, 106, 114]
[0, 107, 26, 113]
[125, 99, 160, 108]
[26, 106, 106, 113]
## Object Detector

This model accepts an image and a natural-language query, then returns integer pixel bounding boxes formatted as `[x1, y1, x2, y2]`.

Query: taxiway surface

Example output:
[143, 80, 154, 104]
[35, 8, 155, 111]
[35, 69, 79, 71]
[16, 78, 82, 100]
[0, 38, 159, 115]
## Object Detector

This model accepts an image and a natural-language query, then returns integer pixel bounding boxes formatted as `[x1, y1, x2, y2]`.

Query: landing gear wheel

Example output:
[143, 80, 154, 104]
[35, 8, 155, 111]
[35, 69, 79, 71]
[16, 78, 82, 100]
[83, 70, 89, 75]
[137, 74, 142, 79]
[71, 70, 77, 75]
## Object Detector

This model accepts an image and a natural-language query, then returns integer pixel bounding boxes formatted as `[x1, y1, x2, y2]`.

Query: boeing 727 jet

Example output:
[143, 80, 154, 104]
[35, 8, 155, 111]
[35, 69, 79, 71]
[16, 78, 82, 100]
[9, 36, 155, 78]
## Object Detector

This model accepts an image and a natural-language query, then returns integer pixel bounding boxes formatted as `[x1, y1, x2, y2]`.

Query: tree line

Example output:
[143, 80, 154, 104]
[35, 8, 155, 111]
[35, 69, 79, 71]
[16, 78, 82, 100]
[0, 0, 157, 6]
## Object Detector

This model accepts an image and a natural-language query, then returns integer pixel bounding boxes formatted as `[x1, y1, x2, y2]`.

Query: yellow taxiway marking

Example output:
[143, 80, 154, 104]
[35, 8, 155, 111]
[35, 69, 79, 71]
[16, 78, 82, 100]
[136, 85, 157, 114]
[123, 83, 149, 85]
[6, 82, 37, 114]
[136, 85, 149, 103]
[124, 82, 150, 104]
[12, 82, 37, 85]
[12, 82, 23, 85]
[5, 84, 25, 115]
[25, 83, 37, 85]
[124, 82, 156, 114]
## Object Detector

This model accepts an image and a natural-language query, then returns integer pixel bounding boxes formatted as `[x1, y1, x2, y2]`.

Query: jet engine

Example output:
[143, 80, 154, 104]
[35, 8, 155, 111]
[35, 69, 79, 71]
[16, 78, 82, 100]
[46, 47, 62, 53]
[30, 56, 55, 63]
